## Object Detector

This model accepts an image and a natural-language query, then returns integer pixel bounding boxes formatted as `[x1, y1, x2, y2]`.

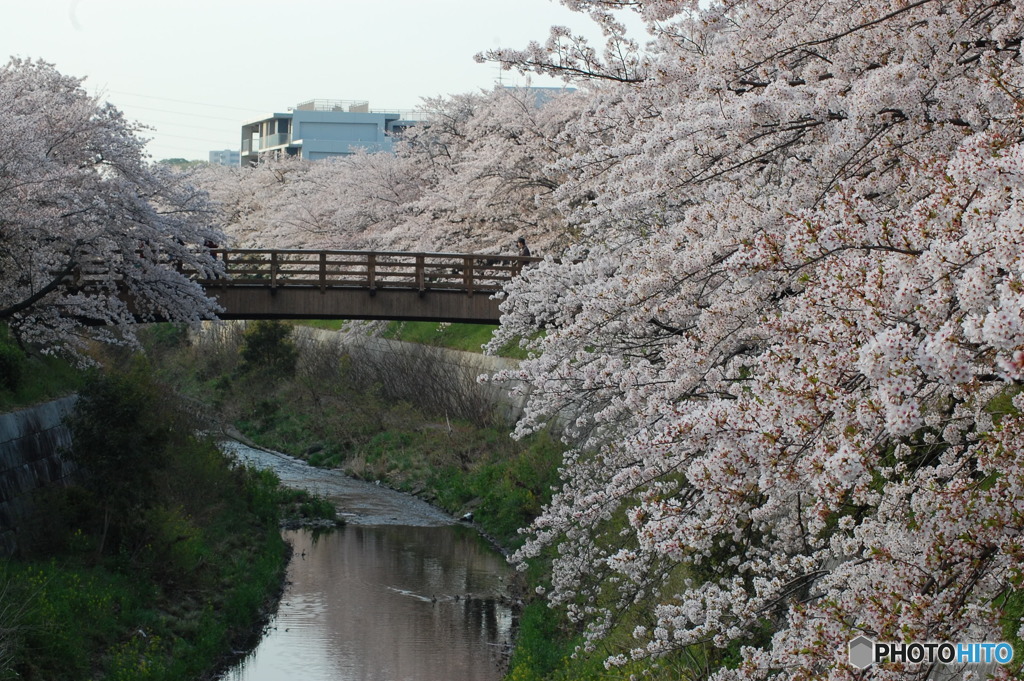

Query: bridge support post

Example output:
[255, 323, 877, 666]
[319, 252, 327, 293]
[367, 253, 377, 295]
[463, 257, 474, 296]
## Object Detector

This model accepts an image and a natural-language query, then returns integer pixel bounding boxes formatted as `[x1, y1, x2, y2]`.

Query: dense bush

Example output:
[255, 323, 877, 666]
[64, 367, 175, 540]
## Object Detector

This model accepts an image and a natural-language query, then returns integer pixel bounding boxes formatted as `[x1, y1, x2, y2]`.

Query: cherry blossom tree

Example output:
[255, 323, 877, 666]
[192, 152, 424, 250]
[0, 58, 223, 355]
[398, 86, 587, 254]
[191, 156, 317, 248]
[480, 1, 1024, 679]
[194, 86, 584, 257]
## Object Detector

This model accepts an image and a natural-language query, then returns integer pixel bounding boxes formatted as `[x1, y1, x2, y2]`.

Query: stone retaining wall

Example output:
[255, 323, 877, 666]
[0, 395, 77, 556]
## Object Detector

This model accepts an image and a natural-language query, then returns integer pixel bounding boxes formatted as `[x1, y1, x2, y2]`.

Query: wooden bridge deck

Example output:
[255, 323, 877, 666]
[196, 249, 539, 324]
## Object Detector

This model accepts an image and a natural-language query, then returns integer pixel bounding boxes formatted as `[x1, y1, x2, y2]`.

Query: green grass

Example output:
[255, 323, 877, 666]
[2, 462, 289, 681]
[275, 486, 339, 522]
[0, 355, 84, 410]
[0, 367, 293, 681]
[505, 600, 588, 681]
[289, 319, 348, 332]
[0, 325, 84, 410]
[1, 560, 155, 680]
[378, 321, 498, 352]
[294, 319, 499, 353]
[428, 429, 563, 546]
[291, 320, 529, 358]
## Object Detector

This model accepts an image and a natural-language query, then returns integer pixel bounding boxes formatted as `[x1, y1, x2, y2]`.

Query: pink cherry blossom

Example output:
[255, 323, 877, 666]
[0, 58, 223, 355]
[479, 1, 1024, 677]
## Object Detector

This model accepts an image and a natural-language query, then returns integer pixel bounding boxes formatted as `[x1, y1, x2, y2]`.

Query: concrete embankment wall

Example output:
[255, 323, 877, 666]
[0, 395, 77, 556]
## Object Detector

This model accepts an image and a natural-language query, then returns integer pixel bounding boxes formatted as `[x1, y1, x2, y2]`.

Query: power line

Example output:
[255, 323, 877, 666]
[135, 119, 238, 135]
[147, 132, 237, 148]
[143, 131, 235, 146]
[119, 103, 244, 123]
[105, 89, 270, 115]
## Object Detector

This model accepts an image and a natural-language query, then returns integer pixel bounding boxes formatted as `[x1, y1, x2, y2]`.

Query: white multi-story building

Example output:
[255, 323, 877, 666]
[240, 99, 424, 165]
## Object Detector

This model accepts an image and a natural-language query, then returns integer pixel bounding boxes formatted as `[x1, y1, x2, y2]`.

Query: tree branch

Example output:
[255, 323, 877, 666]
[0, 256, 76, 319]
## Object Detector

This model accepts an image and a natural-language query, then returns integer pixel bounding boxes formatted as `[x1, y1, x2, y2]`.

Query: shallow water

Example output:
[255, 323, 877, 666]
[220, 442, 514, 681]
[221, 440, 454, 527]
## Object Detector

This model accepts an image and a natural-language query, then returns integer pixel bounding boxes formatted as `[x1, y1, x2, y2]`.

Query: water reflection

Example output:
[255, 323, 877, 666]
[224, 525, 513, 681]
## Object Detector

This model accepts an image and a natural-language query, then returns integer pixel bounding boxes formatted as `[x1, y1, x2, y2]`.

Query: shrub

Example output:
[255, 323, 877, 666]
[238, 321, 298, 377]
[64, 363, 195, 555]
[0, 327, 25, 391]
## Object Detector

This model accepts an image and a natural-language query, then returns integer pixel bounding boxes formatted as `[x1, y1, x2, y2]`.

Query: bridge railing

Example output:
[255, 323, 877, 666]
[201, 249, 541, 295]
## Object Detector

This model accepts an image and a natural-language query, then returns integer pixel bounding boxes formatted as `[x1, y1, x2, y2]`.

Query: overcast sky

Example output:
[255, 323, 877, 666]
[3, 0, 627, 161]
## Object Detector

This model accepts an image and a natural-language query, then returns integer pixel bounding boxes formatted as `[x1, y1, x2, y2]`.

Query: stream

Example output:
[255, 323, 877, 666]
[219, 441, 515, 681]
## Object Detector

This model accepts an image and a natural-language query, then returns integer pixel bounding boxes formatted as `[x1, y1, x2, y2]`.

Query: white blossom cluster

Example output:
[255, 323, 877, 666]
[477, 1, 1024, 678]
[0, 59, 223, 355]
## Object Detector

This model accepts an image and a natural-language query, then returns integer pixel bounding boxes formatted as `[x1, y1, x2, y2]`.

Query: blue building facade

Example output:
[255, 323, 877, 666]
[240, 99, 422, 165]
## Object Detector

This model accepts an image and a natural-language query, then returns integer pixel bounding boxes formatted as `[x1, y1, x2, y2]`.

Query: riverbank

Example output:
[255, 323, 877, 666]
[0, 319, 563, 680]
[144, 321, 601, 679]
[156, 321, 561, 552]
[0, 362, 339, 681]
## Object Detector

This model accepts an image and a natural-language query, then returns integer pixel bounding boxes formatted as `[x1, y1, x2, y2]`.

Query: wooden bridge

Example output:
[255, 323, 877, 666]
[195, 249, 539, 324]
